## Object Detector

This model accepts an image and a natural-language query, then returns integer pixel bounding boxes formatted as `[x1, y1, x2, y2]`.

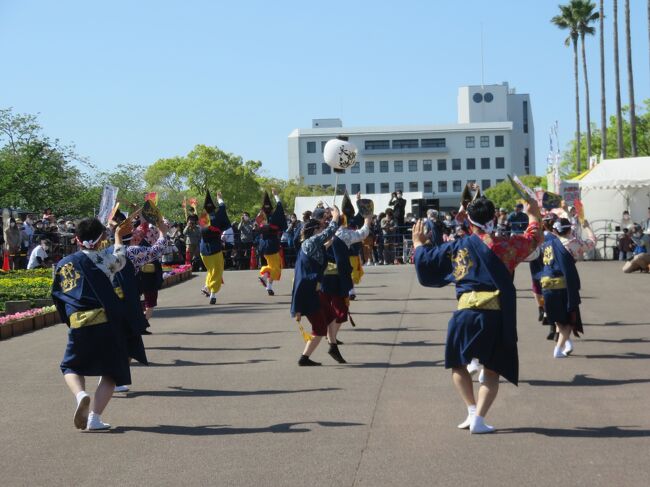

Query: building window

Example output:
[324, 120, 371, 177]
[523, 101, 529, 133]
[423, 181, 433, 193]
[409, 181, 419, 192]
[394, 182, 404, 192]
[466, 158, 476, 170]
[337, 183, 346, 194]
[481, 179, 491, 190]
[524, 148, 530, 174]
[321, 141, 327, 152]
[421, 138, 446, 148]
[495, 135, 504, 147]
[465, 136, 475, 148]
[394, 160, 403, 172]
[380, 182, 389, 193]
[437, 159, 447, 171]
[496, 157, 505, 169]
[365, 161, 375, 173]
[307, 163, 316, 175]
[380, 160, 389, 173]
[366, 183, 375, 194]
[392, 139, 419, 149]
[307, 141, 316, 153]
[365, 140, 390, 150]
[438, 181, 448, 193]
[322, 163, 332, 175]
[496, 178, 504, 184]
[480, 136, 490, 148]
[351, 183, 361, 194]
[408, 160, 418, 172]
[423, 159, 432, 171]
[453, 180, 462, 192]
[351, 163, 360, 174]
[452, 158, 461, 170]
[481, 157, 490, 169]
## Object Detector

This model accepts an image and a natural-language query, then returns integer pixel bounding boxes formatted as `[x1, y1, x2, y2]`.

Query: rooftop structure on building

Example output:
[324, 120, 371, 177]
[288, 82, 534, 209]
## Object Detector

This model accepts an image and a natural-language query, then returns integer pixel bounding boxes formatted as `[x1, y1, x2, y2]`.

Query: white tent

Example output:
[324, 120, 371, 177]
[575, 157, 650, 258]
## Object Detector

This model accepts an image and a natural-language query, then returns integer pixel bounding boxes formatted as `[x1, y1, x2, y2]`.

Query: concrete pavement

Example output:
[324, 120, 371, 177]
[1, 261, 649, 486]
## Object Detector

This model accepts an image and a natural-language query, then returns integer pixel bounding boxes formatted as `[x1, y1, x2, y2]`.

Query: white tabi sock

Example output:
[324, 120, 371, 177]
[266, 281, 273, 291]
[470, 415, 494, 434]
[210, 292, 217, 299]
[457, 405, 477, 429]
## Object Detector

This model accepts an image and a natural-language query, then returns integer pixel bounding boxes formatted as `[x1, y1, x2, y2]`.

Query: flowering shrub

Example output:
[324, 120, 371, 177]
[0, 275, 52, 313]
[162, 264, 192, 280]
[0, 305, 57, 325]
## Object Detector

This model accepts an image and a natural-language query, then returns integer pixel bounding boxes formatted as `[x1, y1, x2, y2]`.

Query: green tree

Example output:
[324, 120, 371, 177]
[624, 0, 637, 156]
[0, 108, 96, 217]
[613, 0, 625, 156]
[257, 177, 333, 215]
[484, 176, 547, 212]
[553, 3, 583, 172]
[144, 144, 263, 218]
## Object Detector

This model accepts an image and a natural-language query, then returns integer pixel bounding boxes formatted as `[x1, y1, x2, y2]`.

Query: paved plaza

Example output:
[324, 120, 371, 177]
[1, 261, 649, 486]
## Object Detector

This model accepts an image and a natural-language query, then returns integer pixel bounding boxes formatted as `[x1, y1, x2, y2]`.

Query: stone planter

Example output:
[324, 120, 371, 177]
[0, 323, 12, 340]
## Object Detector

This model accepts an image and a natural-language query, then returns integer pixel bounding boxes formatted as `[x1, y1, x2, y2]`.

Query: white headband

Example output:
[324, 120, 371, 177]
[553, 221, 572, 232]
[467, 216, 494, 234]
[77, 233, 103, 249]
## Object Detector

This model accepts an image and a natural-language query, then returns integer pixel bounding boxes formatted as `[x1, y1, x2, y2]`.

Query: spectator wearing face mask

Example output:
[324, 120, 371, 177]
[4, 218, 22, 269]
[27, 238, 51, 269]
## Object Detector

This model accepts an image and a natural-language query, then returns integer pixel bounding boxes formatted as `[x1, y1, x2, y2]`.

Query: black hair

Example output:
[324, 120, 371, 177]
[301, 219, 321, 242]
[76, 218, 105, 242]
[555, 217, 573, 237]
[41, 238, 51, 245]
[467, 197, 495, 225]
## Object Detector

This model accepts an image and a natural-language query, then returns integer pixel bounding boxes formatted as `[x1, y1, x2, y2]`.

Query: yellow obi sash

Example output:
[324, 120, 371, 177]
[114, 286, 124, 299]
[141, 263, 156, 273]
[69, 308, 108, 329]
[540, 276, 567, 290]
[324, 262, 339, 275]
[458, 290, 501, 311]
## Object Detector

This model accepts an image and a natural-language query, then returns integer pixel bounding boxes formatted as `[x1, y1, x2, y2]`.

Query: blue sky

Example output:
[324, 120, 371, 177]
[1, 0, 648, 179]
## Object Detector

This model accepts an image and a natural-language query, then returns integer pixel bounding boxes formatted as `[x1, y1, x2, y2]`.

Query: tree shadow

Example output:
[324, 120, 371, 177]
[498, 425, 650, 438]
[162, 330, 287, 336]
[347, 360, 444, 369]
[353, 340, 443, 348]
[581, 337, 650, 344]
[155, 305, 272, 318]
[122, 386, 341, 399]
[588, 321, 650, 327]
[138, 359, 274, 368]
[110, 421, 364, 436]
[352, 327, 441, 333]
[147, 345, 282, 352]
[584, 352, 650, 360]
[522, 374, 650, 387]
[352, 310, 448, 316]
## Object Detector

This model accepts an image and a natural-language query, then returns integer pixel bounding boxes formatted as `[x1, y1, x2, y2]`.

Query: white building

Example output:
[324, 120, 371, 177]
[288, 82, 535, 209]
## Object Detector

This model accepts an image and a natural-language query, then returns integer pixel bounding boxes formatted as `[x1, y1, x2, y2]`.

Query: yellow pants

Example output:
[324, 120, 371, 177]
[350, 255, 364, 284]
[201, 252, 224, 293]
[260, 252, 282, 281]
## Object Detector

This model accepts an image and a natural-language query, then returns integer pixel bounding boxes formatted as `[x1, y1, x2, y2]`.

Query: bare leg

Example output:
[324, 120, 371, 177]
[476, 368, 499, 417]
[302, 336, 322, 357]
[64, 373, 86, 396]
[556, 323, 571, 350]
[93, 376, 116, 415]
[451, 367, 476, 407]
[327, 321, 342, 344]
[144, 308, 153, 320]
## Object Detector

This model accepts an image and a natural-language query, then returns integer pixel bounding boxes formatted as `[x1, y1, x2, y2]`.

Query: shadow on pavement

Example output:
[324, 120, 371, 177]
[110, 421, 364, 436]
[581, 337, 650, 344]
[162, 330, 287, 336]
[588, 321, 650, 327]
[499, 426, 650, 438]
[523, 374, 650, 387]
[122, 386, 341, 398]
[353, 340, 444, 348]
[584, 352, 650, 360]
[347, 360, 444, 368]
[147, 345, 282, 352]
[155, 305, 272, 317]
[139, 359, 274, 368]
[353, 327, 441, 333]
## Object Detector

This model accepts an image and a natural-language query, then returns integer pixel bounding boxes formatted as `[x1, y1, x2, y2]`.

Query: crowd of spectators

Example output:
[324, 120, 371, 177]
[619, 208, 650, 273]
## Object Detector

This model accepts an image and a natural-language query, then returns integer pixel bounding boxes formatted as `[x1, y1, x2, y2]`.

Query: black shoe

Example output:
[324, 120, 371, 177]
[542, 314, 549, 325]
[209, 298, 216, 305]
[328, 344, 347, 364]
[298, 355, 321, 366]
[142, 330, 152, 335]
[267, 289, 275, 296]
[546, 323, 556, 341]
[336, 339, 344, 345]
[349, 294, 356, 301]
[537, 307, 544, 322]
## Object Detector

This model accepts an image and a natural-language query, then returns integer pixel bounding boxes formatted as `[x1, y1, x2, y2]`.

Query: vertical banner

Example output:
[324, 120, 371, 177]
[97, 185, 119, 225]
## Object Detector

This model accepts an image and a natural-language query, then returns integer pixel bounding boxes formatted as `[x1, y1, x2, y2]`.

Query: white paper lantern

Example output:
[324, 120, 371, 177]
[323, 139, 358, 170]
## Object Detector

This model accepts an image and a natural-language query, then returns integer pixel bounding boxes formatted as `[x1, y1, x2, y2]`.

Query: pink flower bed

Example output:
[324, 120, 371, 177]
[0, 305, 57, 325]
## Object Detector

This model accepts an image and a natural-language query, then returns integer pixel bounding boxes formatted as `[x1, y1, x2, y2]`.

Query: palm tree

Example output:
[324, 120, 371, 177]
[613, 0, 624, 156]
[574, 1, 599, 163]
[552, 4, 582, 172]
[600, 0, 607, 160]
[625, 0, 637, 156]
